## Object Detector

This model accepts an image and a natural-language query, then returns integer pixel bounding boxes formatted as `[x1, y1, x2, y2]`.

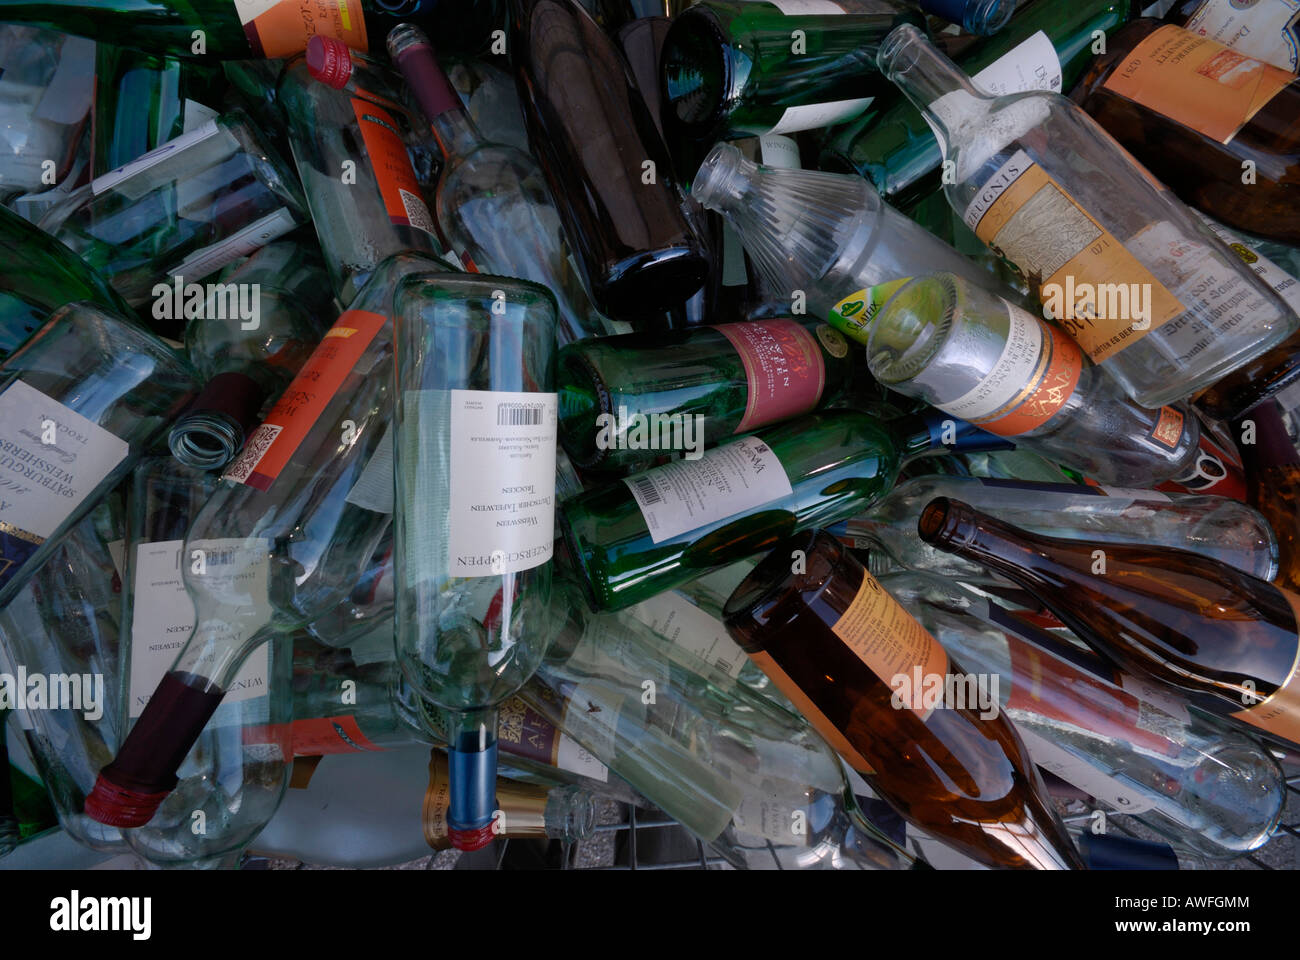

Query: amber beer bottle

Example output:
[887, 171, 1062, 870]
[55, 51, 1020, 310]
[918, 497, 1300, 749]
[722, 529, 1084, 870]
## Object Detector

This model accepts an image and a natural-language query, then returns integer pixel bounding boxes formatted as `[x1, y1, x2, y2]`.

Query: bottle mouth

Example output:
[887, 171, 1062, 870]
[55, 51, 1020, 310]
[168, 413, 245, 470]
[306, 35, 353, 89]
[916, 496, 979, 550]
[83, 774, 169, 828]
[661, 9, 729, 135]
[866, 274, 957, 385]
[876, 23, 926, 79]
[385, 21, 430, 61]
[691, 142, 749, 212]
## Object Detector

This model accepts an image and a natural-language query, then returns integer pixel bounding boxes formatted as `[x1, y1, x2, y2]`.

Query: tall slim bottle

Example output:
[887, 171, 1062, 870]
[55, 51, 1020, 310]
[722, 529, 1083, 869]
[876, 23, 1298, 408]
[918, 497, 1300, 751]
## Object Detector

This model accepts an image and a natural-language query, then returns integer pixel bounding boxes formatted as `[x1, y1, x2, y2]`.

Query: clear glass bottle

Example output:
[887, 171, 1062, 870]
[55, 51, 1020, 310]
[39, 111, 307, 311]
[867, 273, 1203, 485]
[690, 142, 1022, 338]
[84, 253, 443, 828]
[277, 44, 442, 306]
[386, 25, 606, 346]
[392, 274, 558, 851]
[847, 474, 1279, 583]
[877, 23, 1298, 408]
[168, 238, 332, 470]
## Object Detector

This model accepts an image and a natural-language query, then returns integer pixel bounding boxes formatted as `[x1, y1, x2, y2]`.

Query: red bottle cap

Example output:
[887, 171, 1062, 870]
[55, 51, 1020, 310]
[83, 774, 170, 828]
[447, 822, 496, 852]
[306, 35, 354, 89]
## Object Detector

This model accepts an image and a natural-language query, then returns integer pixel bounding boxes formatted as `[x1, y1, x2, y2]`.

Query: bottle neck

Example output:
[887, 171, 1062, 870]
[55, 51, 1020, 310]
[877, 23, 985, 131]
[1251, 402, 1300, 469]
[916, 496, 1062, 592]
[389, 25, 481, 161]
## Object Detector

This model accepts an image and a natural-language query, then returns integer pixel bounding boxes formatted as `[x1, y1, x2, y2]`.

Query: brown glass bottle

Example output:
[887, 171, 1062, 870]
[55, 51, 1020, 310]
[1241, 399, 1300, 593]
[1070, 19, 1300, 244]
[722, 529, 1084, 870]
[918, 497, 1300, 749]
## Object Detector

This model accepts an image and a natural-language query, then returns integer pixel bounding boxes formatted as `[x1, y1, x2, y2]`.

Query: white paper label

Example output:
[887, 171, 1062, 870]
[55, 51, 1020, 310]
[624, 436, 794, 545]
[33, 37, 95, 126]
[758, 134, 802, 169]
[970, 30, 1064, 97]
[447, 389, 558, 577]
[769, 98, 874, 135]
[554, 732, 610, 782]
[561, 681, 625, 761]
[91, 120, 222, 196]
[181, 98, 221, 134]
[169, 207, 298, 283]
[1184, 0, 1300, 72]
[231, 0, 282, 25]
[1194, 210, 1300, 314]
[128, 539, 270, 719]
[1016, 725, 1155, 815]
[628, 592, 747, 679]
[344, 423, 395, 514]
[767, 0, 845, 13]
[0, 380, 128, 550]
[732, 785, 809, 845]
[106, 538, 126, 580]
[938, 302, 1045, 422]
[1118, 673, 1192, 725]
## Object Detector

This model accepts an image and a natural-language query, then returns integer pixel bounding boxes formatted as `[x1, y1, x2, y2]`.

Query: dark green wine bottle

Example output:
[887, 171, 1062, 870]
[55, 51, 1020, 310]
[0, 0, 434, 60]
[0, 205, 138, 362]
[557, 317, 854, 472]
[560, 409, 1011, 610]
[660, 0, 925, 144]
[819, 0, 1133, 208]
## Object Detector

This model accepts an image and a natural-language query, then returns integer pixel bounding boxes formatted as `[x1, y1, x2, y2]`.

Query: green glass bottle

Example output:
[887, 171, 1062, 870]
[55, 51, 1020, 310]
[660, 0, 926, 144]
[0, 205, 137, 363]
[557, 317, 854, 472]
[560, 409, 1011, 611]
[819, 0, 1133, 208]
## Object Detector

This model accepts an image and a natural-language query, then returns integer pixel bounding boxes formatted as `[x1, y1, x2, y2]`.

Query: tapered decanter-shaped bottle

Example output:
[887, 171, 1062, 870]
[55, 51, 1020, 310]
[690, 142, 1019, 338]
[722, 529, 1083, 869]
[386, 25, 606, 346]
[918, 497, 1300, 751]
[876, 22, 1297, 408]
[84, 253, 444, 828]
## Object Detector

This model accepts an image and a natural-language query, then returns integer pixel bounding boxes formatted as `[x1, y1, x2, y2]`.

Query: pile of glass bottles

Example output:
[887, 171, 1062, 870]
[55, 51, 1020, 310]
[0, 0, 1298, 872]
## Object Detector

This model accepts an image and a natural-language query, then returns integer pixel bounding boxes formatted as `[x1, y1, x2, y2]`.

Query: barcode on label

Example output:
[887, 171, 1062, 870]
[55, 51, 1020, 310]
[715, 659, 732, 675]
[629, 475, 662, 505]
[496, 403, 544, 426]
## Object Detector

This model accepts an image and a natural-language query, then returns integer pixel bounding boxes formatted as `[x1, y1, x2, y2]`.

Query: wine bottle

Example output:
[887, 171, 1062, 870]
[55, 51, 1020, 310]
[560, 408, 1011, 611]
[884, 572, 1286, 859]
[281, 42, 442, 306]
[1241, 400, 1300, 595]
[0, 205, 137, 364]
[918, 497, 1300, 749]
[91, 44, 227, 177]
[659, 0, 926, 143]
[385, 25, 607, 345]
[510, 0, 709, 322]
[84, 252, 443, 828]
[916, 0, 1016, 36]
[38, 111, 307, 312]
[392, 274, 558, 851]
[690, 142, 1023, 330]
[868, 273, 1204, 486]
[168, 238, 331, 470]
[0, 0, 434, 60]
[557, 316, 854, 472]
[722, 529, 1084, 869]
[820, 0, 1135, 207]
[1070, 21, 1300, 245]
[524, 579, 919, 870]
[1167, 0, 1300, 73]
[877, 23, 1298, 408]
[0, 27, 94, 203]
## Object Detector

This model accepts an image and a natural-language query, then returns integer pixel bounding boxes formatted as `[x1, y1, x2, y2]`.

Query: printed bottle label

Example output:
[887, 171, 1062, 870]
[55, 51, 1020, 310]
[499, 695, 609, 782]
[1102, 24, 1292, 144]
[445, 389, 558, 577]
[769, 98, 874, 136]
[937, 302, 1083, 437]
[1183, 0, 1300, 72]
[732, 783, 811, 846]
[964, 149, 1184, 364]
[624, 436, 794, 544]
[970, 30, 1063, 96]
[287, 716, 384, 755]
[712, 319, 827, 433]
[831, 570, 949, 721]
[1014, 726, 1155, 814]
[128, 538, 270, 720]
[0, 380, 129, 591]
[169, 207, 298, 283]
[1145, 405, 1186, 452]
[234, 0, 369, 58]
[1232, 588, 1300, 742]
[90, 120, 222, 196]
[559, 680, 626, 761]
[343, 422, 394, 514]
[767, 0, 846, 15]
[827, 277, 911, 344]
[1194, 210, 1300, 313]
[627, 592, 748, 679]
[349, 97, 436, 235]
[225, 309, 388, 491]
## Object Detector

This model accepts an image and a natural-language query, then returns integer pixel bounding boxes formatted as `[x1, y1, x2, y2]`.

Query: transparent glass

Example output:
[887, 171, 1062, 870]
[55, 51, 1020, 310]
[39, 112, 307, 307]
[849, 474, 1279, 584]
[884, 572, 1287, 859]
[877, 23, 1298, 407]
[392, 273, 558, 849]
[868, 273, 1202, 485]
